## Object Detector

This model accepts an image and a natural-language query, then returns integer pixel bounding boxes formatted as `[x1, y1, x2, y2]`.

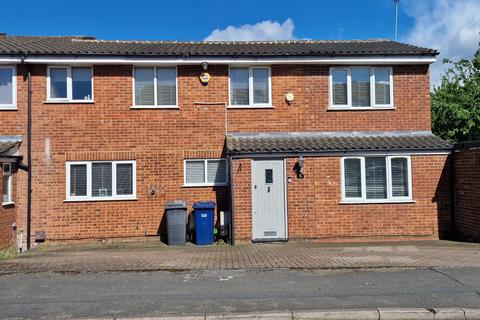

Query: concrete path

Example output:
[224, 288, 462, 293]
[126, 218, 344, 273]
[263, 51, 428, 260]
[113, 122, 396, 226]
[1, 240, 480, 273]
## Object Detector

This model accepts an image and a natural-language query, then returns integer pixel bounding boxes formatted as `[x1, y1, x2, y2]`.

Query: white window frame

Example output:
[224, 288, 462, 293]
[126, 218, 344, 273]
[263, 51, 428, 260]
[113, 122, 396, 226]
[2, 163, 13, 205]
[131, 66, 178, 109]
[340, 155, 412, 204]
[46, 66, 94, 102]
[65, 160, 136, 202]
[0, 66, 17, 110]
[329, 66, 394, 110]
[183, 159, 229, 187]
[228, 66, 272, 108]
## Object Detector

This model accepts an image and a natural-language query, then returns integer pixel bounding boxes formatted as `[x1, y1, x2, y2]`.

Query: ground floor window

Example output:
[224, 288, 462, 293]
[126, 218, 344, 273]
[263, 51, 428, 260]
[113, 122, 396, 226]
[66, 161, 136, 201]
[341, 155, 412, 203]
[2, 163, 12, 205]
[184, 159, 228, 186]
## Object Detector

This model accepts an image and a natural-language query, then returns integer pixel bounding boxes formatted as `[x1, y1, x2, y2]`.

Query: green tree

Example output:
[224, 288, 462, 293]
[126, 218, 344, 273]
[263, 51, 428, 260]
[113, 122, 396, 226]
[431, 46, 480, 142]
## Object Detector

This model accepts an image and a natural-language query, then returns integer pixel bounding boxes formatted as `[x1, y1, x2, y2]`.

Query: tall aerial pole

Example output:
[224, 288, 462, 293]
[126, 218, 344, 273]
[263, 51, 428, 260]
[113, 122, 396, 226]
[394, 0, 399, 41]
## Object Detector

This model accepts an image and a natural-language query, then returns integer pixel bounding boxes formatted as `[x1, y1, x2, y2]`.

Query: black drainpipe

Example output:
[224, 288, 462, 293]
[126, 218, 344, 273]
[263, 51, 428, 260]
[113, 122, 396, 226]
[24, 58, 32, 250]
[228, 154, 235, 245]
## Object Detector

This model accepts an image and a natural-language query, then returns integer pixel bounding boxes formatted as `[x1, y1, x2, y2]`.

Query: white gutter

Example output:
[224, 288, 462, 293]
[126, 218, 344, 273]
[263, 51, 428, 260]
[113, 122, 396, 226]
[0, 55, 436, 65]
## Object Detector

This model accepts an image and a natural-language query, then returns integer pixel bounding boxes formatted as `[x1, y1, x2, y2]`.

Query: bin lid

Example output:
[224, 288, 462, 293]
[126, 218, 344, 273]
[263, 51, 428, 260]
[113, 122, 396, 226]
[165, 200, 187, 210]
[193, 201, 216, 209]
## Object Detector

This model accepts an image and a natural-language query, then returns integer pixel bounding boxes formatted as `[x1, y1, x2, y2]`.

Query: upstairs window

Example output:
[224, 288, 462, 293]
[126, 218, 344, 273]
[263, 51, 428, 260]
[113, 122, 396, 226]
[341, 156, 412, 203]
[229, 67, 271, 107]
[329, 67, 393, 109]
[47, 66, 93, 102]
[2, 163, 12, 205]
[0, 66, 16, 109]
[184, 159, 228, 186]
[133, 67, 177, 108]
[66, 161, 136, 201]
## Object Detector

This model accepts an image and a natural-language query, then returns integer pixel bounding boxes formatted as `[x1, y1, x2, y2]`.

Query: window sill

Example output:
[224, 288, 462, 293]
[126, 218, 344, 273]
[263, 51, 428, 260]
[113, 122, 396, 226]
[64, 197, 138, 203]
[44, 100, 95, 104]
[0, 106, 17, 111]
[182, 184, 229, 188]
[340, 199, 415, 205]
[328, 106, 395, 111]
[227, 105, 274, 109]
[2, 201, 15, 207]
[130, 105, 179, 110]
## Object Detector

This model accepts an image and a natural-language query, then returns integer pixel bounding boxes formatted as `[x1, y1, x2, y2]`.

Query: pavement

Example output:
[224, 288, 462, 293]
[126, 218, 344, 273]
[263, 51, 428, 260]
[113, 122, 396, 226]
[1, 240, 480, 273]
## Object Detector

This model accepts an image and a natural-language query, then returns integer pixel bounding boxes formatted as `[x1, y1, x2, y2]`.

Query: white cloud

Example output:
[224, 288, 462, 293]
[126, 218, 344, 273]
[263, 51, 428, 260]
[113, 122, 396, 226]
[401, 0, 480, 87]
[204, 19, 296, 41]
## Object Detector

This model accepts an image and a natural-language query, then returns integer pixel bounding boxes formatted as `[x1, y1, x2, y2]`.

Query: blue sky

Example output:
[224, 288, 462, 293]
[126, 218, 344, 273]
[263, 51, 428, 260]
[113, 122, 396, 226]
[2, 0, 479, 85]
[2, 0, 410, 41]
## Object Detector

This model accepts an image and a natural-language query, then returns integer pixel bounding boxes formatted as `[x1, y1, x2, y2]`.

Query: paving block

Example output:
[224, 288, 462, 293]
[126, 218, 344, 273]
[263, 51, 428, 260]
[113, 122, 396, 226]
[464, 309, 480, 320]
[433, 308, 465, 320]
[206, 311, 292, 320]
[294, 309, 378, 320]
[378, 308, 433, 320]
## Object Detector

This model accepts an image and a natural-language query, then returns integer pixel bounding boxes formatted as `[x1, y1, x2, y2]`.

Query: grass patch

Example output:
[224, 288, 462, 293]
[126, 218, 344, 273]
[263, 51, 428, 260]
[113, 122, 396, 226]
[0, 247, 17, 260]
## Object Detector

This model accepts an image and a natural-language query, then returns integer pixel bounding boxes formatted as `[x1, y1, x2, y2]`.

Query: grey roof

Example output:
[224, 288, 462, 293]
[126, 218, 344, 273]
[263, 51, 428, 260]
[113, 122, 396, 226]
[0, 35, 438, 57]
[0, 136, 22, 156]
[226, 132, 451, 155]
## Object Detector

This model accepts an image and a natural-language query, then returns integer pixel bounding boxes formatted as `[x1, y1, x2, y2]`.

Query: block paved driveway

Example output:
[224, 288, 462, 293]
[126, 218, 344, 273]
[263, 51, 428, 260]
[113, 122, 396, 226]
[1, 240, 480, 274]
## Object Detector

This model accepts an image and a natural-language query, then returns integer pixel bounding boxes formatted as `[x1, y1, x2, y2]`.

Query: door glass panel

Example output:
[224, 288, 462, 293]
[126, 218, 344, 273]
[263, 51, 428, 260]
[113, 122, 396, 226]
[265, 169, 273, 184]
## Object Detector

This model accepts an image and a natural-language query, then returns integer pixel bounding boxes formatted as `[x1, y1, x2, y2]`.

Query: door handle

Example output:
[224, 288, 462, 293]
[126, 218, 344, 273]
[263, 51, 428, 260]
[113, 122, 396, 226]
[254, 185, 257, 189]
[267, 186, 271, 193]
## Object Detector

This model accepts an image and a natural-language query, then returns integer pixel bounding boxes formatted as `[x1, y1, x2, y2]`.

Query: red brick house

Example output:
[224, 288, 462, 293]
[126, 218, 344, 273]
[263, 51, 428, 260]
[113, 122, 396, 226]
[0, 35, 452, 249]
[0, 136, 21, 249]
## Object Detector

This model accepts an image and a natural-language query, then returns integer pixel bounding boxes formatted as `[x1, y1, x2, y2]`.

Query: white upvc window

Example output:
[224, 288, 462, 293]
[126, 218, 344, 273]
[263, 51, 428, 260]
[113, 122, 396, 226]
[0, 66, 17, 110]
[329, 66, 394, 109]
[132, 66, 178, 108]
[2, 163, 13, 205]
[47, 66, 94, 102]
[229, 66, 272, 107]
[184, 159, 228, 187]
[66, 161, 136, 201]
[341, 155, 412, 203]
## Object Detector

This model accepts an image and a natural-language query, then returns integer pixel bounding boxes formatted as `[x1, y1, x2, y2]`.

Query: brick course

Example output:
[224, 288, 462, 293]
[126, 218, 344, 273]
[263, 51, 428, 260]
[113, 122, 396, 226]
[0, 63, 444, 244]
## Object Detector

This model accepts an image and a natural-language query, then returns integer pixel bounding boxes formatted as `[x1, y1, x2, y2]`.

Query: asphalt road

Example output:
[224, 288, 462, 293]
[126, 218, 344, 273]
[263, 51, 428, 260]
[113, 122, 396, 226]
[1, 267, 480, 319]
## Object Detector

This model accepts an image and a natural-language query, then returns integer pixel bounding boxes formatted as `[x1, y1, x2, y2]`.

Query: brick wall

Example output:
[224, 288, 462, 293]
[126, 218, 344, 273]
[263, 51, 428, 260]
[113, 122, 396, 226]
[0, 63, 433, 244]
[454, 145, 480, 240]
[232, 155, 451, 242]
[0, 163, 16, 249]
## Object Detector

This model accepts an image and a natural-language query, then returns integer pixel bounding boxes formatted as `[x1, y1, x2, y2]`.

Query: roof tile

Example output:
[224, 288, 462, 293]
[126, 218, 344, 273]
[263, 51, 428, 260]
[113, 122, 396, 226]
[0, 35, 438, 57]
[226, 132, 451, 154]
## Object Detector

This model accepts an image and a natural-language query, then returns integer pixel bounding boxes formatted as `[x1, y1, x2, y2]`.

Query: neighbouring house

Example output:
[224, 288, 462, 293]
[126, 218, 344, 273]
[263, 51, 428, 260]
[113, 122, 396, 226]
[453, 142, 480, 241]
[0, 136, 22, 249]
[0, 34, 453, 249]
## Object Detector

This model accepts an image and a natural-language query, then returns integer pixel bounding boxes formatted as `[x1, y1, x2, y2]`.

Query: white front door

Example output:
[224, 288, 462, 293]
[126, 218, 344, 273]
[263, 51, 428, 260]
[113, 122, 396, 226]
[252, 159, 287, 241]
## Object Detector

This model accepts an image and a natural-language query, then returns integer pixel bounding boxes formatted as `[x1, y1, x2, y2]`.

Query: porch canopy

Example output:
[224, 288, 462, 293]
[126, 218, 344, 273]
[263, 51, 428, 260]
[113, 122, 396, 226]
[0, 136, 22, 158]
[226, 131, 451, 156]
